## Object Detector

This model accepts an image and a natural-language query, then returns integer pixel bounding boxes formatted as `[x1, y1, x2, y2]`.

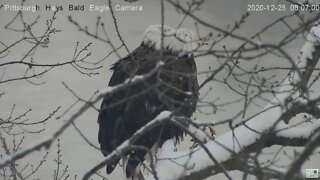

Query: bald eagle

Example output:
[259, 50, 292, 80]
[98, 25, 199, 178]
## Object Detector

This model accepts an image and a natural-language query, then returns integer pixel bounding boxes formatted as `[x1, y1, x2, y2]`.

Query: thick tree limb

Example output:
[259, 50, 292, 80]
[145, 19, 320, 180]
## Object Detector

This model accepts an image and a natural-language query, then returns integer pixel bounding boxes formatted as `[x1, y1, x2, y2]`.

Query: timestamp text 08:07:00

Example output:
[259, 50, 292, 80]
[247, 4, 320, 12]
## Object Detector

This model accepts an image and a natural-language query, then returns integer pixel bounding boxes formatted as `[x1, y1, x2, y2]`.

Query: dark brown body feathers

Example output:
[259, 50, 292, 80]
[98, 43, 199, 178]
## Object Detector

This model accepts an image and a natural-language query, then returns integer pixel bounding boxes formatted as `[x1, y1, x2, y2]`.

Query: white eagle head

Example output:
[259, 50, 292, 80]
[142, 25, 199, 53]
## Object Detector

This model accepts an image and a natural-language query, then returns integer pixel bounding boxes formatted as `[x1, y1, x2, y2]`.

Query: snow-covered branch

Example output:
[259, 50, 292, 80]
[83, 111, 172, 180]
[145, 22, 320, 180]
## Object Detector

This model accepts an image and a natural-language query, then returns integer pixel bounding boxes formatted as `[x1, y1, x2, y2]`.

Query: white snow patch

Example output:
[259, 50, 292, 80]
[142, 25, 199, 53]
[193, 129, 208, 141]
[146, 77, 303, 180]
[276, 118, 320, 139]
[307, 24, 320, 44]
[300, 42, 314, 62]
[158, 139, 176, 158]
[291, 24, 320, 83]
[192, 127, 214, 143]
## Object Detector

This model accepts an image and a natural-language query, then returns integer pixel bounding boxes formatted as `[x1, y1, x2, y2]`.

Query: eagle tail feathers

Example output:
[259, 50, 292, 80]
[106, 158, 120, 174]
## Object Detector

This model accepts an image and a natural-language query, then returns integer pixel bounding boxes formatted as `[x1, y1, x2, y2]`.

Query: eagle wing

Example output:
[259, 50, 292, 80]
[98, 44, 157, 174]
[98, 44, 199, 177]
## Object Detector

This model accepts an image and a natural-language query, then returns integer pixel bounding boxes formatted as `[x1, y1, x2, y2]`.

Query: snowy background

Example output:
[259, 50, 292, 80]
[1, 0, 319, 179]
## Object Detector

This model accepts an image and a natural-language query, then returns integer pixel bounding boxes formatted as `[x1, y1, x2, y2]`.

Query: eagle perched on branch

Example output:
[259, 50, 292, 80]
[98, 25, 200, 178]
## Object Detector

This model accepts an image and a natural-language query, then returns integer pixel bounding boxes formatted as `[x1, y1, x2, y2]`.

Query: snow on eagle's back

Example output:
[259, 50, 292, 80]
[142, 25, 199, 53]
